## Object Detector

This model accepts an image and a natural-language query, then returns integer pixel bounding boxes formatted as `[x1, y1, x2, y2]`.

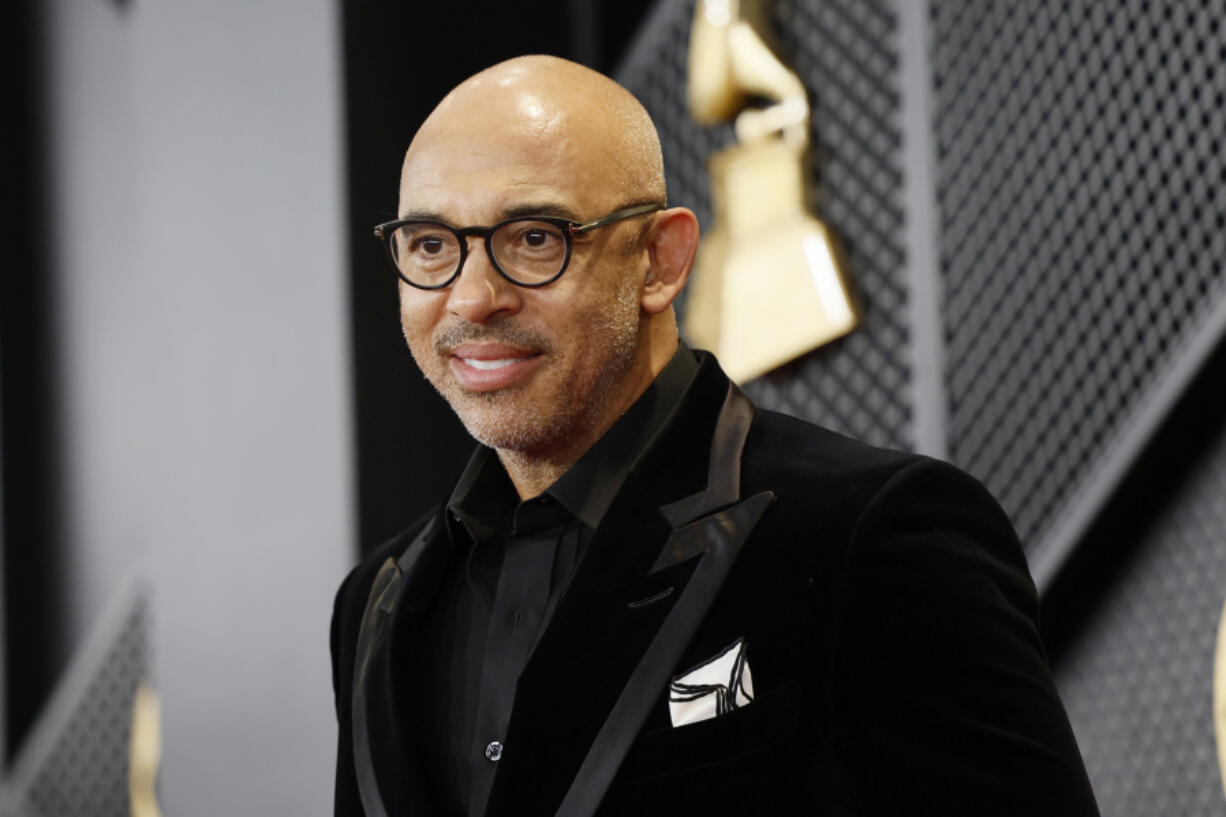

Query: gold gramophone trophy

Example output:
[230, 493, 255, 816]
[130, 681, 164, 817]
[1216, 600, 1226, 796]
[685, 0, 857, 383]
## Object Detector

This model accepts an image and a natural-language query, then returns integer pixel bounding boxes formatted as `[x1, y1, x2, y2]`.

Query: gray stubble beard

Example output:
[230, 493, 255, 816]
[422, 276, 643, 459]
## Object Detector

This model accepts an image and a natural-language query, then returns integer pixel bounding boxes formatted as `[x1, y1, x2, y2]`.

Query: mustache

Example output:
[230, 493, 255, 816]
[434, 321, 554, 356]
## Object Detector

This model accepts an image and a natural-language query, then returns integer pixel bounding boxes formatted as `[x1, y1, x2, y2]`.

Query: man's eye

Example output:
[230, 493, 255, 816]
[509, 223, 563, 252]
[522, 229, 553, 247]
[413, 236, 446, 254]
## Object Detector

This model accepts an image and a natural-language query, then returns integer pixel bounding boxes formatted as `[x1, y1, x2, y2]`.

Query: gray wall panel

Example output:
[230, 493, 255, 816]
[41, 1, 353, 814]
[1054, 413, 1226, 815]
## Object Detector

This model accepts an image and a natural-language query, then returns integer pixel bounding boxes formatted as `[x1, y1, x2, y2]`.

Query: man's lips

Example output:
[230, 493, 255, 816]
[448, 343, 543, 391]
[462, 358, 522, 371]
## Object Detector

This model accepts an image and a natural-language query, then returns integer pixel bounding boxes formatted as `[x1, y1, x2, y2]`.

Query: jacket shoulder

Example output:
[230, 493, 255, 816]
[743, 407, 933, 511]
[740, 407, 1021, 579]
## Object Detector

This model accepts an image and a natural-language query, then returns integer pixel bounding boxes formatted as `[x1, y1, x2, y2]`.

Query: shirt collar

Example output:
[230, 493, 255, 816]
[447, 446, 517, 543]
[446, 343, 699, 537]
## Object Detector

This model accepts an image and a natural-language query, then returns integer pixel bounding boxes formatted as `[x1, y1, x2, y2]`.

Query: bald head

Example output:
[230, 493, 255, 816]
[394, 57, 699, 495]
[402, 55, 666, 213]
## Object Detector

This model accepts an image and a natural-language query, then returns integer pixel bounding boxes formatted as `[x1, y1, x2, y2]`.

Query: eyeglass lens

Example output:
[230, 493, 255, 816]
[389, 220, 568, 287]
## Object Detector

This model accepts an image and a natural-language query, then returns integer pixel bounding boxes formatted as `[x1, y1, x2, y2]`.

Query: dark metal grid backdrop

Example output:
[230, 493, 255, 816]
[1054, 414, 1226, 816]
[932, 1, 1226, 559]
[619, 0, 912, 449]
[10, 590, 151, 817]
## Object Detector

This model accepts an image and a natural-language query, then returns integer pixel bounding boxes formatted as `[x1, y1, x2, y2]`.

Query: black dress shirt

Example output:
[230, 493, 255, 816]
[414, 345, 699, 817]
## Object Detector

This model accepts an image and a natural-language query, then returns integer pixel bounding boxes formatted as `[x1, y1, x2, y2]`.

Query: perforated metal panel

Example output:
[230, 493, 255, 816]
[932, 1, 1226, 557]
[619, 0, 912, 449]
[8, 588, 152, 817]
[1054, 416, 1226, 816]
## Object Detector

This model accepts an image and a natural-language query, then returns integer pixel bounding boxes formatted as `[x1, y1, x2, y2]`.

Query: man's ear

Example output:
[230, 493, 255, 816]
[641, 207, 700, 315]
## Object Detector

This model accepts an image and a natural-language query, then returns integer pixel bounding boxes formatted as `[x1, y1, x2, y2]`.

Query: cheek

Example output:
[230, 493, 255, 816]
[561, 274, 643, 362]
[398, 291, 440, 362]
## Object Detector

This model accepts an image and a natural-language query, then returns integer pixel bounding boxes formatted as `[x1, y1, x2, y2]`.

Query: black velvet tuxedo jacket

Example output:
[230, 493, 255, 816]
[331, 353, 1099, 816]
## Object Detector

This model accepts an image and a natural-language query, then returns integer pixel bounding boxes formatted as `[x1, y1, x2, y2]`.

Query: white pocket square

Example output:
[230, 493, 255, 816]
[668, 637, 755, 727]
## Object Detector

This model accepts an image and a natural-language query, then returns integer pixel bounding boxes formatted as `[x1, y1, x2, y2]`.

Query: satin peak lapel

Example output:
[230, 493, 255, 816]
[556, 382, 768, 817]
[351, 516, 448, 817]
[554, 489, 774, 817]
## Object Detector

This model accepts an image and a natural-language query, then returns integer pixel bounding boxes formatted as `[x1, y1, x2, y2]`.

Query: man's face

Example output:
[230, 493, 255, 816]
[396, 93, 654, 462]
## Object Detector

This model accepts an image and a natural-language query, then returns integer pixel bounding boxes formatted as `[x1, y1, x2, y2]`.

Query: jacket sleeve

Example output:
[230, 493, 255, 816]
[830, 458, 1099, 816]
[331, 567, 365, 817]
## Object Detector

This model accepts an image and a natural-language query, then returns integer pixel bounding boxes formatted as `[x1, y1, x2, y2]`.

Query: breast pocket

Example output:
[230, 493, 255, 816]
[616, 681, 802, 783]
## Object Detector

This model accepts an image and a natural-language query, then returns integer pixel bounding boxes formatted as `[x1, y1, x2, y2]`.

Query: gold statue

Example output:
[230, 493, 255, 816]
[130, 681, 164, 817]
[685, 0, 857, 383]
[1215, 600, 1226, 796]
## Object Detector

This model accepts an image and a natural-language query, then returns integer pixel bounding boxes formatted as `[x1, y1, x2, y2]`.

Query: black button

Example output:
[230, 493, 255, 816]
[485, 741, 503, 762]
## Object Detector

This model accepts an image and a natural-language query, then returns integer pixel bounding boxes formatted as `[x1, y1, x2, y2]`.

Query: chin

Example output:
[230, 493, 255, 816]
[459, 413, 558, 455]
[448, 391, 557, 452]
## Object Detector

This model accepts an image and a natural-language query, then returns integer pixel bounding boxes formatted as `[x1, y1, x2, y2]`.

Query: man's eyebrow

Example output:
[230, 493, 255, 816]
[396, 209, 448, 223]
[499, 203, 582, 222]
[397, 203, 583, 225]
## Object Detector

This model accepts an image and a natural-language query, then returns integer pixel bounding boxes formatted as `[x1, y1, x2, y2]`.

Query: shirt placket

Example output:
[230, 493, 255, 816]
[466, 518, 563, 817]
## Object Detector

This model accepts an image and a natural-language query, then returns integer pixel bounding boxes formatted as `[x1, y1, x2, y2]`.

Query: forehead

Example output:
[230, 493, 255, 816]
[399, 91, 625, 221]
[400, 146, 586, 221]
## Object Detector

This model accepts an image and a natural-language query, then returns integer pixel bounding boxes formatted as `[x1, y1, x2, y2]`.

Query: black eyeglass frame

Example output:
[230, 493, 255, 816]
[372, 202, 663, 290]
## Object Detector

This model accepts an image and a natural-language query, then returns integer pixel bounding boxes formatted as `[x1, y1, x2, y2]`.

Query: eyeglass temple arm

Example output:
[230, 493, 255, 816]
[569, 203, 664, 235]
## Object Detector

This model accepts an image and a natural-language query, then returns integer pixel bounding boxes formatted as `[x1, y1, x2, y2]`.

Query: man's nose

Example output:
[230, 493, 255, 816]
[445, 238, 523, 324]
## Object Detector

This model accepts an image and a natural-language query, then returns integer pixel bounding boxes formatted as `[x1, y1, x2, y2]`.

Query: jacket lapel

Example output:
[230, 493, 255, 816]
[482, 476, 673, 812]
[351, 512, 451, 817]
[485, 377, 772, 817]
[556, 490, 774, 817]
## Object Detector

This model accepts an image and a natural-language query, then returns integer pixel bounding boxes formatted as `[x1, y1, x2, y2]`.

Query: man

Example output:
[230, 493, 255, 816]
[331, 55, 1099, 816]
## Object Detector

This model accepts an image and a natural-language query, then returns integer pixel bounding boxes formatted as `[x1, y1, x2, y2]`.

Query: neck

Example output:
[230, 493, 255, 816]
[497, 451, 573, 501]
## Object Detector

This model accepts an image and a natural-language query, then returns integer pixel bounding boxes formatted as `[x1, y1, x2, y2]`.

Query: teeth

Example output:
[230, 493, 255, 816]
[462, 358, 519, 370]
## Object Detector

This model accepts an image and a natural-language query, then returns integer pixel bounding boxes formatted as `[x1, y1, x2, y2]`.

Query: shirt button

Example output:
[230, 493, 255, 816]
[485, 741, 503, 762]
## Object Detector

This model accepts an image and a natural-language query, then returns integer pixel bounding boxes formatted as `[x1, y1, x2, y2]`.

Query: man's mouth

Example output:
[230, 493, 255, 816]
[447, 343, 544, 391]
[460, 357, 523, 371]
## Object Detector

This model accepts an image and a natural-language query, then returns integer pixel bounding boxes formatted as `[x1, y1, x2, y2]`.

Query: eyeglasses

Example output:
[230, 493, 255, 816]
[373, 203, 663, 290]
